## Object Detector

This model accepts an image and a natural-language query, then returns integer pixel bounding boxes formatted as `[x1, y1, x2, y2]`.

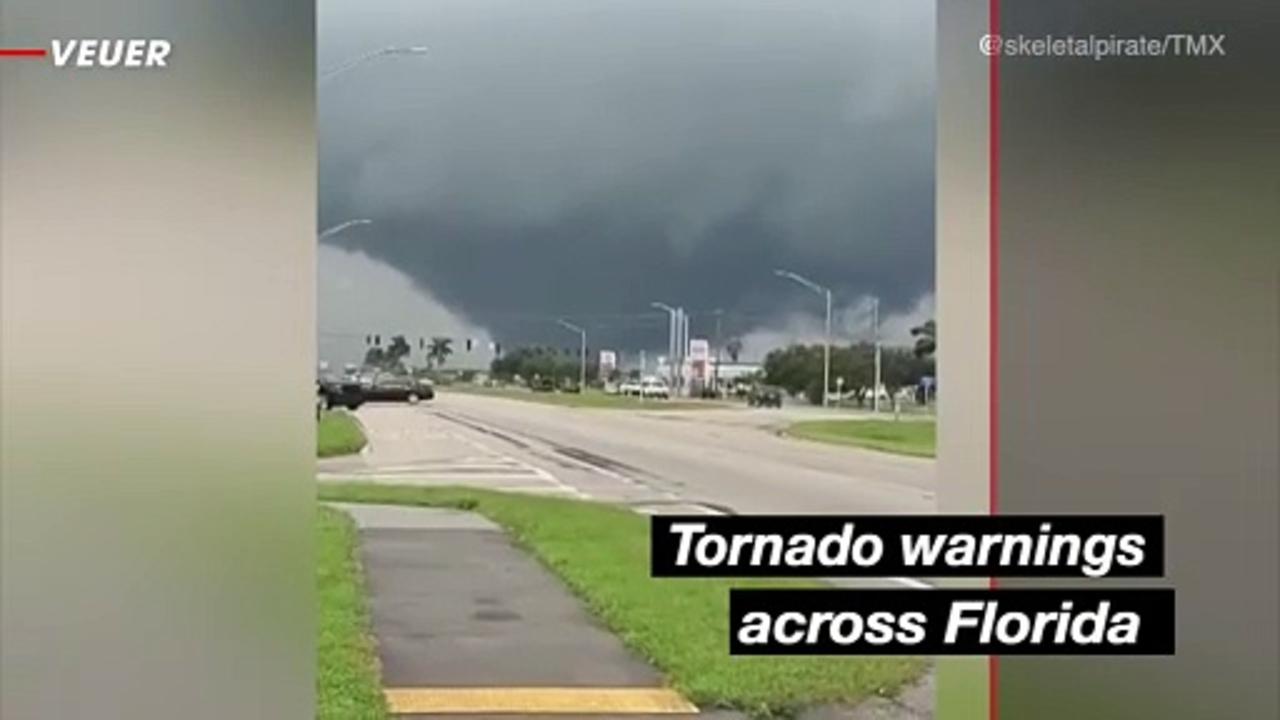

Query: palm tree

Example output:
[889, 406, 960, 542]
[910, 320, 936, 359]
[385, 335, 412, 369]
[427, 336, 454, 368]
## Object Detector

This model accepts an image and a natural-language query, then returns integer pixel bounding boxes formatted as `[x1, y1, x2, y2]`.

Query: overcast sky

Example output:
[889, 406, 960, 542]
[319, 0, 934, 367]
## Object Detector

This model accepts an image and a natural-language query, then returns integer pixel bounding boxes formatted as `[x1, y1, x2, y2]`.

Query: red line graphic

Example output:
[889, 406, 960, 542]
[987, 0, 1001, 715]
[0, 48, 47, 58]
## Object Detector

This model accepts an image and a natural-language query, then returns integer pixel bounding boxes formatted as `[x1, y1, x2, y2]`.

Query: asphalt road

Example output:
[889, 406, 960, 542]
[319, 392, 935, 516]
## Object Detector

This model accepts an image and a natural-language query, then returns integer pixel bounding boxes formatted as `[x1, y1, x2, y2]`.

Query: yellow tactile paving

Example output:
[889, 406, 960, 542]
[384, 687, 699, 714]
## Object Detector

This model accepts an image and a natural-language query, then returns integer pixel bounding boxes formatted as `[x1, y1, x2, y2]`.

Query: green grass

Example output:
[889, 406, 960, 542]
[317, 506, 387, 720]
[318, 411, 367, 458]
[786, 419, 935, 458]
[443, 385, 719, 411]
[319, 484, 924, 717]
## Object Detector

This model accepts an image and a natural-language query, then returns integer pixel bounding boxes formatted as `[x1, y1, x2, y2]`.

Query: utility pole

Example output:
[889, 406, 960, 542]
[712, 309, 724, 395]
[556, 319, 587, 391]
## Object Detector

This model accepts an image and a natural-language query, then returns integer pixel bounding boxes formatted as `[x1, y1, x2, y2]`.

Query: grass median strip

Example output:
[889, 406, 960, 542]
[786, 419, 935, 458]
[319, 484, 925, 718]
[318, 410, 367, 458]
[317, 506, 388, 720]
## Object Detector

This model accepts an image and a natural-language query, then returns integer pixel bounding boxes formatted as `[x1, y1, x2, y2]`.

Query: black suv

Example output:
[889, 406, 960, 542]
[364, 373, 434, 404]
[746, 385, 784, 408]
[318, 377, 365, 411]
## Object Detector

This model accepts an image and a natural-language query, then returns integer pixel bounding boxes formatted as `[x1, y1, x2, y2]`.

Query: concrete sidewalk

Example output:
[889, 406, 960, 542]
[331, 503, 721, 719]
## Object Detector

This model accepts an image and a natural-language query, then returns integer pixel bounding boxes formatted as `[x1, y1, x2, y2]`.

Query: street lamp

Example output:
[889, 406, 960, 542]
[676, 308, 688, 394]
[871, 296, 882, 413]
[680, 308, 690, 368]
[651, 302, 678, 389]
[556, 319, 587, 391]
[775, 269, 833, 407]
[318, 218, 373, 241]
[320, 45, 429, 84]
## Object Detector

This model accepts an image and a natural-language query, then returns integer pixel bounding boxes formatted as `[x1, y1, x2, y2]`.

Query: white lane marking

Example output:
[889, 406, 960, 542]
[524, 461, 590, 499]
[444, 410, 640, 489]
[319, 473, 549, 483]
[453, 433, 590, 499]
[634, 504, 723, 516]
[889, 576, 934, 589]
[344, 461, 527, 474]
[495, 485, 582, 495]
[528, 443, 638, 487]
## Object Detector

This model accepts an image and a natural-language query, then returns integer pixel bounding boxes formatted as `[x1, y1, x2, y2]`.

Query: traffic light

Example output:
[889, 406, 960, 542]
[365, 335, 372, 345]
[466, 338, 473, 352]
[419, 337, 425, 350]
[374, 335, 381, 346]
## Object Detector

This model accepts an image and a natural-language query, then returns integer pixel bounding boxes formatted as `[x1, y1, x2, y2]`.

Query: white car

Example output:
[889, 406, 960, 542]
[619, 380, 643, 396]
[640, 378, 670, 399]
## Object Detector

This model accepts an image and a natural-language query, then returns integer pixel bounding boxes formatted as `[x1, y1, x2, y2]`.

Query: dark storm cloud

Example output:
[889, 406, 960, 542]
[320, 0, 934, 351]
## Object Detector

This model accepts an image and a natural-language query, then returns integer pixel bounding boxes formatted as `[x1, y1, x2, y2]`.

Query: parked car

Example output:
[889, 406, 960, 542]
[640, 377, 670, 399]
[363, 373, 434, 404]
[318, 376, 365, 411]
[746, 385, 783, 408]
[618, 380, 643, 396]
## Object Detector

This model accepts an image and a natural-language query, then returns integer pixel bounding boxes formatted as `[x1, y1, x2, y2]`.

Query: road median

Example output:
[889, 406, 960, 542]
[318, 410, 368, 458]
[785, 419, 936, 458]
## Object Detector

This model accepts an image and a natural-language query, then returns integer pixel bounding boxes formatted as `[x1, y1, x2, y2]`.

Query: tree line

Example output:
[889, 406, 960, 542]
[763, 341, 935, 405]
[490, 346, 596, 387]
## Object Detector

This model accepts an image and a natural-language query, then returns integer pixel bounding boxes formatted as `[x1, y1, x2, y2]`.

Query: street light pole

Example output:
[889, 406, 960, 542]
[873, 296, 882, 414]
[683, 308, 690, 361]
[556, 319, 587, 391]
[775, 270, 833, 408]
[824, 289, 832, 406]
[651, 302, 678, 388]
[318, 219, 373, 241]
[320, 45, 430, 84]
